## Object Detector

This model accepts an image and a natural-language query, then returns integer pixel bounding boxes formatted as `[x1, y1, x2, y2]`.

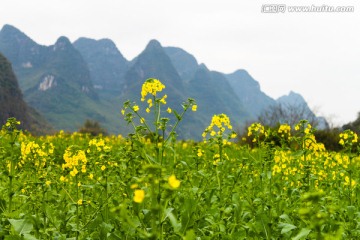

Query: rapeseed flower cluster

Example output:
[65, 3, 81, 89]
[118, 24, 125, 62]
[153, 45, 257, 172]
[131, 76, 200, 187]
[168, 174, 180, 189]
[247, 122, 266, 143]
[20, 141, 54, 168]
[141, 78, 165, 101]
[294, 121, 312, 134]
[18, 141, 55, 183]
[88, 138, 111, 153]
[202, 114, 236, 140]
[304, 134, 326, 152]
[87, 138, 117, 174]
[278, 124, 291, 139]
[62, 147, 88, 178]
[339, 129, 358, 146]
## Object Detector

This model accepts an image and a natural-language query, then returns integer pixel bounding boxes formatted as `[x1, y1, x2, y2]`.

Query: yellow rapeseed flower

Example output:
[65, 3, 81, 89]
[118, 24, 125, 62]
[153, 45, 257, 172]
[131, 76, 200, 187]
[77, 199, 83, 205]
[168, 175, 180, 189]
[133, 189, 145, 203]
[197, 149, 203, 157]
[141, 78, 165, 101]
[133, 105, 140, 112]
[70, 167, 79, 177]
[160, 94, 167, 104]
[192, 105, 197, 112]
[147, 98, 153, 108]
[130, 183, 139, 189]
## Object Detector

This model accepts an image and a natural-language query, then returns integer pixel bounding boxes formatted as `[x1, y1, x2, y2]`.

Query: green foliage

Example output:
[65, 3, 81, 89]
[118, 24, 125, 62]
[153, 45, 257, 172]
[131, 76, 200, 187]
[1, 74, 360, 239]
[78, 119, 107, 136]
[315, 128, 342, 152]
[343, 112, 360, 135]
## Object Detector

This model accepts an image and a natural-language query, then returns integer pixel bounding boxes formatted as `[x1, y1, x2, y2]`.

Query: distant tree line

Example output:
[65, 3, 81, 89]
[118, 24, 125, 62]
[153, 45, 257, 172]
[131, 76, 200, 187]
[239, 102, 359, 152]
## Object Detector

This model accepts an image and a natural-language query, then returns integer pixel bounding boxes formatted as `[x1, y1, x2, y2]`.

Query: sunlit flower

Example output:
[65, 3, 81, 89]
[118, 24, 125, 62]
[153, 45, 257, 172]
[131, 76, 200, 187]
[160, 94, 167, 104]
[192, 105, 197, 112]
[147, 98, 153, 108]
[168, 175, 181, 189]
[130, 183, 139, 189]
[133, 105, 140, 112]
[70, 167, 79, 177]
[141, 78, 165, 101]
[133, 189, 145, 203]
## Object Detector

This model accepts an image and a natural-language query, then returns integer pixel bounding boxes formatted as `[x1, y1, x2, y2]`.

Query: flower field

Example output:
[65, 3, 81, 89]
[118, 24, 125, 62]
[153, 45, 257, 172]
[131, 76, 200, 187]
[1, 79, 360, 239]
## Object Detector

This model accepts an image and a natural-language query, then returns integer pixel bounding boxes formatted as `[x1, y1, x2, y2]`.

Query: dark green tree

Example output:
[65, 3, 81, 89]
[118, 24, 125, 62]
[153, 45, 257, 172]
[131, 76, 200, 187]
[78, 119, 107, 136]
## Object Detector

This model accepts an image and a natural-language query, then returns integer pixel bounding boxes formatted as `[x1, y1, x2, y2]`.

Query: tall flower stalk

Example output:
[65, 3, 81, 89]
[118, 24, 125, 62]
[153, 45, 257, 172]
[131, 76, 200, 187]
[121, 78, 196, 238]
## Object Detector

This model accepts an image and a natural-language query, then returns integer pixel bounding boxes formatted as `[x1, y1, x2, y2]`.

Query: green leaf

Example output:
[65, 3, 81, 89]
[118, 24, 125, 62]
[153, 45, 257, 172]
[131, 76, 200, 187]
[279, 214, 293, 224]
[173, 110, 181, 121]
[8, 218, 33, 235]
[164, 208, 181, 233]
[279, 222, 297, 234]
[23, 233, 38, 240]
[0, 198, 6, 214]
[267, 170, 272, 179]
[183, 229, 196, 240]
[292, 228, 311, 240]
[4, 236, 22, 240]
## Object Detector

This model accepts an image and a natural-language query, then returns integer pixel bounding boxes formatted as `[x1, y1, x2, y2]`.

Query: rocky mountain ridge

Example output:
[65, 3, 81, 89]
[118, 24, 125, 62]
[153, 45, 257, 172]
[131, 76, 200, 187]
[0, 24, 323, 138]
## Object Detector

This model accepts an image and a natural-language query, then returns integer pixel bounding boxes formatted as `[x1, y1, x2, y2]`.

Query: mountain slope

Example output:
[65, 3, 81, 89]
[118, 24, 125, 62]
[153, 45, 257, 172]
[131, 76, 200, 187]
[0, 24, 46, 71]
[0, 24, 324, 138]
[185, 65, 250, 134]
[277, 91, 328, 129]
[226, 69, 276, 119]
[73, 37, 128, 93]
[164, 47, 199, 81]
[122, 40, 186, 105]
[0, 52, 50, 133]
[0, 25, 113, 131]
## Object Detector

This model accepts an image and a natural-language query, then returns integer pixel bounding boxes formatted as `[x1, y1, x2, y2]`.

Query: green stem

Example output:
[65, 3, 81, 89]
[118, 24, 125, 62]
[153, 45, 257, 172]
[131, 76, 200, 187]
[76, 175, 79, 240]
[105, 175, 109, 222]
[8, 152, 15, 213]
[349, 155, 352, 205]
[164, 106, 189, 144]
[43, 186, 47, 232]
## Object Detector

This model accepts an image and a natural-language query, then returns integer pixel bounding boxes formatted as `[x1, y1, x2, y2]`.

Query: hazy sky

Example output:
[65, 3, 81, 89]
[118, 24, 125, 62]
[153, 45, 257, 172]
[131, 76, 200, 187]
[1, 0, 359, 126]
